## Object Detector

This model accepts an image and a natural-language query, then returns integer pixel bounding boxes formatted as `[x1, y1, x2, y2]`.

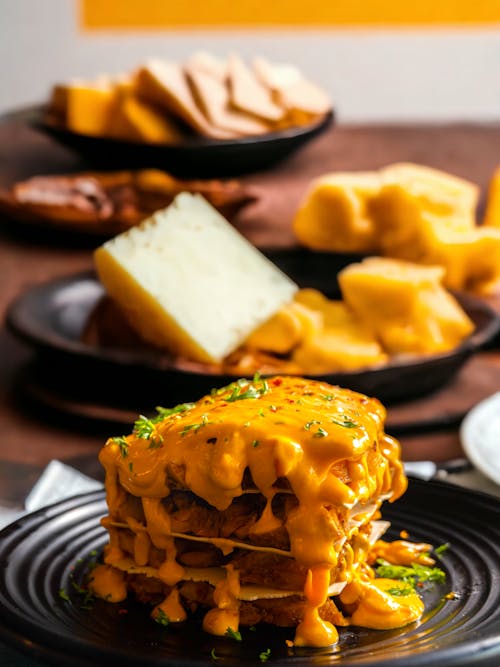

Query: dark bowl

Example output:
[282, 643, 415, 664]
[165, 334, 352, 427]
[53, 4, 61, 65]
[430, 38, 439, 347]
[6, 269, 500, 410]
[6, 105, 334, 179]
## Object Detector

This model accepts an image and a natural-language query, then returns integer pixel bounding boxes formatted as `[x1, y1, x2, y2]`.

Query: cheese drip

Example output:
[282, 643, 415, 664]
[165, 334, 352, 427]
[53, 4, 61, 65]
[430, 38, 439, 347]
[98, 376, 409, 646]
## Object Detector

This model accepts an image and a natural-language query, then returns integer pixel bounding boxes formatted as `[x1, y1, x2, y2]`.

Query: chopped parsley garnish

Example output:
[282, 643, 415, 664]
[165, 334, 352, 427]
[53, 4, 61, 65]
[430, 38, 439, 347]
[304, 420, 321, 430]
[70, 574, 95, 610]
[154, 609, 170, 626]
[128, 462, 134, 473]
[111, 436, 129, 458]
[60, 550, 100, 610]
[225, 627, 242, 642]
[259, 648, 271, 662]
[435, 542, 450, 555]
[181, 414, 211, 436]
[386, 586, 414, 597]
[133, 415, 163, 448]
[252, 440, 260, 448]
[321, 394, 334, 401]
[331, 418, 358, 428]
[210, 648, 219, 661]
[376, 559, 446, 587]
[58, 588, 70, 602]
[313, 427, 328, 438]
[154, 402, 195, 421]
[215, 373, 270, 403]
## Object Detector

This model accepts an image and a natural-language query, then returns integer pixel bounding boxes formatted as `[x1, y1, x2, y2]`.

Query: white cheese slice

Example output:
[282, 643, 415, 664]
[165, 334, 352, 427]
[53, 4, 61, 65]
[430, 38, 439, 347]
[94, 193, 298, 363]
[111, 559, 346, 601]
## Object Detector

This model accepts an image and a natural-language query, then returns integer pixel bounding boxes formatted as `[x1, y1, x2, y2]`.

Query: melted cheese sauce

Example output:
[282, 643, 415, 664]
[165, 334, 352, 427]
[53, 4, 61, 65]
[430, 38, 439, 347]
[98, 375, 410, 647]
[369, 539, 435, 566]
[89, 564, 127, 602]
[340, 578, 424, 629]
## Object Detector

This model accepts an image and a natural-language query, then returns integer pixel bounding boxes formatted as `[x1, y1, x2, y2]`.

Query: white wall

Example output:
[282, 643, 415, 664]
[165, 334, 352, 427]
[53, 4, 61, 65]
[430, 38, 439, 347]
[1, 0, 500, 122]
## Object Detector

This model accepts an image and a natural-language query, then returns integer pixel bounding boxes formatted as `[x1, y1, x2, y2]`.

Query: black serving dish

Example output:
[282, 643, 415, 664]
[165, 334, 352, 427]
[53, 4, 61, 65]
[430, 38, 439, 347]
[4, 105, 334, 178]
[5, 270, 500, 408]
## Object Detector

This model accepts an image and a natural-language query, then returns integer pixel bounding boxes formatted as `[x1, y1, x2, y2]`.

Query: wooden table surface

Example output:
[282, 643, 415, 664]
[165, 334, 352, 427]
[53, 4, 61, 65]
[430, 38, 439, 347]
[2, 115, 500, 505]
[2, 114, 500, 667]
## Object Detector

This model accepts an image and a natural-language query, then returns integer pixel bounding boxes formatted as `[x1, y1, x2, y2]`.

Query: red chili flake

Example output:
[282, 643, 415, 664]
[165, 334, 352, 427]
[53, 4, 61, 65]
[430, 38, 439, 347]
[118, 608, 128, 615]
[272, 378, 283, 386]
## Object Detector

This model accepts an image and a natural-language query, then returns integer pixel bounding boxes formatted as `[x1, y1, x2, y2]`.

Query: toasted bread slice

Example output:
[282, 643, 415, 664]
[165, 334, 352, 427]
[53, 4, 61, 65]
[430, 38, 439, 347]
[185, 64, 271, 137]
[254, 57, 331, 123]
[185, 51, 228, 81]
[135, 59, 233, 139]
[227, 54, 284, 123]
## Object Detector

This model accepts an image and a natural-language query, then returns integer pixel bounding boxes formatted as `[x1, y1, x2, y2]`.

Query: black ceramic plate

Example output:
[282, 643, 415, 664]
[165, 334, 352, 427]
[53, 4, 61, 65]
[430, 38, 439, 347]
[1, 479, 500, 666]
[3, 105, 334, 178]
[6, 270, 500, 407]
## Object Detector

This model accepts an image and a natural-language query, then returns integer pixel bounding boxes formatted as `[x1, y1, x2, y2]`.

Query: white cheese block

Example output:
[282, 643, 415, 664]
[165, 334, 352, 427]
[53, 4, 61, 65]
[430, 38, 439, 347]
[94, 193, 298, 363]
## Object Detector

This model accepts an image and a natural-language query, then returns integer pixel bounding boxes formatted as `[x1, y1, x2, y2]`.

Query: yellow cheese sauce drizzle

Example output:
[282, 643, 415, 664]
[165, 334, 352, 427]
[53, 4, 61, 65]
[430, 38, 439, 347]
[98, 376, 410, 646]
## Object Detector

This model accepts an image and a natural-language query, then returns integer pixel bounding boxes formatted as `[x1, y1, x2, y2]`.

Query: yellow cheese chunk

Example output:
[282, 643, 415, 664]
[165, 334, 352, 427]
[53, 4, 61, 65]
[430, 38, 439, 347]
[293, 172, 381, 253]
[362, 163, 478, 263]
[338, 257, 474, 355]
[380, 162, 478, 224]
[244, 301, 321, 355]
[419, 224, 500, 294]
[64, 83, 116, 137]
[112, 93, 182, 144]
[483, 166, 500, 228]
[293, 162, 498, 292]
[94, 193, 298, 363]
[292, 300, 387, 373]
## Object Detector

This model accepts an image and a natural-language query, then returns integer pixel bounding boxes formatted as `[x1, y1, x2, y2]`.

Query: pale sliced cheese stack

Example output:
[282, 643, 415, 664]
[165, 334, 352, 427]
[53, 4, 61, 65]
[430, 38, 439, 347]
[94, 193, 298, 363]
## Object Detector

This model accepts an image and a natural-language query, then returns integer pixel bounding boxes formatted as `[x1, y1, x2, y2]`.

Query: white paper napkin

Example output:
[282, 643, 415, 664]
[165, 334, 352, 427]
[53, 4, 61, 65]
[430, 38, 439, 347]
[0, 460, 103, 530]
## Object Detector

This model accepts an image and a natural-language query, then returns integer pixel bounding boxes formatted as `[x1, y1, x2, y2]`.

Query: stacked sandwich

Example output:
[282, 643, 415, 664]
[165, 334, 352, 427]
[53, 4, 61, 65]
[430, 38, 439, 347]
[92, 375, 420, 647]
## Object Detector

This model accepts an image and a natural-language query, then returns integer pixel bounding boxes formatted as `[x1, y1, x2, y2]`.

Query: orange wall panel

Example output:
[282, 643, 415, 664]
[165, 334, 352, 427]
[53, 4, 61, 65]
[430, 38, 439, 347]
[81, 0, 500, 28]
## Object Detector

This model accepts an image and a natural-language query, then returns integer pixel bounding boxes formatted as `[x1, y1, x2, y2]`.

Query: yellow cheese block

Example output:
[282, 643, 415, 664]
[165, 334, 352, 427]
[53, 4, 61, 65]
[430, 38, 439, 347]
[293, 172, 381, 253]
[112, 93, 182, 144]
[244, 300, 321, 355]
[483, 166, 500, 228]
[368, 163, 478, 262]
[293, 162, 494, 291]
[64, 83, 116, 137]
[292, 299, 387, 373]
[414, 223, 500, 293]
[380, 162, 479, 224]
[94, 193, 298, 363]
[338, 257, 474, 355]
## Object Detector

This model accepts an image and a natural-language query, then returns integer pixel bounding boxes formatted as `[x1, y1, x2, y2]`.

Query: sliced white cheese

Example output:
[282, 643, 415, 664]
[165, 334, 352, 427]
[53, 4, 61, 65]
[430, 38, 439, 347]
[94, 193, 298, 363]
[111, 559, 346, 601]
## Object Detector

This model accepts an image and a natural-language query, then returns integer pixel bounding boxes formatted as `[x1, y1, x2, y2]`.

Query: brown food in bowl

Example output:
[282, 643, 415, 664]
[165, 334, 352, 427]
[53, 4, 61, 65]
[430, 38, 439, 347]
[0, 169, 258, 235]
